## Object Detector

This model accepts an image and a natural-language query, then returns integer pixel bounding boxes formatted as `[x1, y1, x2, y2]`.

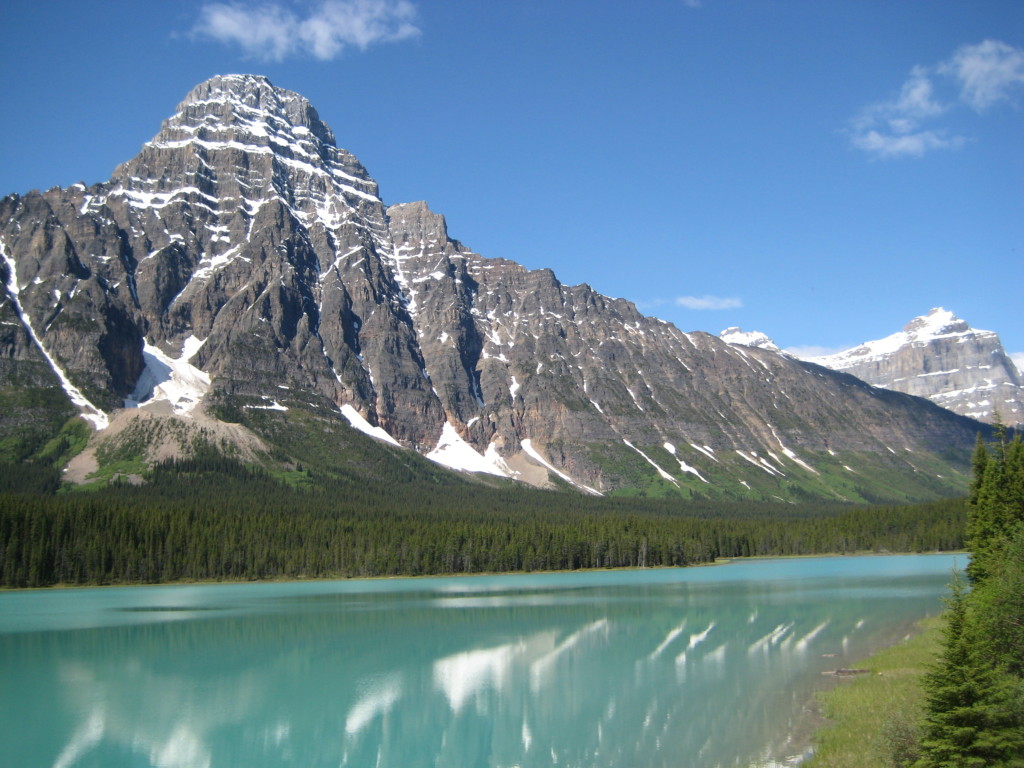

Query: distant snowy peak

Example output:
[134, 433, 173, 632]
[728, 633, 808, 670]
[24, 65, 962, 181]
[811, 308, 985, 368]
[804, 308, 1023, 427]
[719, 327, 780, 352]
[903, 307, 971, 338]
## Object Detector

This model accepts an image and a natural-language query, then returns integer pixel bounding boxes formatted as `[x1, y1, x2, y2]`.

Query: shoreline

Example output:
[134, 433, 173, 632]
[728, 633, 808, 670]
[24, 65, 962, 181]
[791, 615, 943, 767]
[0, 549, 966, 592]
[1, 559, 729, 592]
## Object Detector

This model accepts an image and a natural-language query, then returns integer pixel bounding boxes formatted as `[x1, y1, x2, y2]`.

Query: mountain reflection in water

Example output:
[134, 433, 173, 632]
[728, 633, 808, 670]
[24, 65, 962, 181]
[0, 554, 962, 768]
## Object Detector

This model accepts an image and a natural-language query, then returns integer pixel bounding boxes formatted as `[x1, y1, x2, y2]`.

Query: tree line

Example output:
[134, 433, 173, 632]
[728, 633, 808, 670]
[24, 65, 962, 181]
[910, 430, 1024, 766]
[0, 453, 967, 588]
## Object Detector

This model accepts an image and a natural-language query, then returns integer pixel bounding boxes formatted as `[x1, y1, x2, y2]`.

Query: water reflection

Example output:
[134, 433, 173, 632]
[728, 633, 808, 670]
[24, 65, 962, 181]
[0, 555, 960, 768]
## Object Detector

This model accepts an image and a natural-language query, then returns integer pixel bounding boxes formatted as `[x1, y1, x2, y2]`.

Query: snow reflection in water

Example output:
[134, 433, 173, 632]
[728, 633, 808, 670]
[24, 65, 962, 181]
[0, 554, 963, 768]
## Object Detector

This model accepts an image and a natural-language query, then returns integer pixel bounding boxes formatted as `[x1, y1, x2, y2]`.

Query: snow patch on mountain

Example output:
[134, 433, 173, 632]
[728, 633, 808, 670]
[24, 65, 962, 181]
[126, 337, 210, 416]
[428, 422, 515, 478]
[2, 242, 109, 429]
[623, 439, 679, 486]
[663, 442, 709, 483]
[340, 404, 401, 446]
[768, 424, 818, 474]
[521, 439, 602, 495]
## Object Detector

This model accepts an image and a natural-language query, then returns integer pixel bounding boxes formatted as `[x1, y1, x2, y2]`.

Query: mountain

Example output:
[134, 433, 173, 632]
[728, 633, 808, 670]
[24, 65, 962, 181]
[0, 75, 991, 502]
[719, 327, 780, 352]
[804, 308, 1023, 429]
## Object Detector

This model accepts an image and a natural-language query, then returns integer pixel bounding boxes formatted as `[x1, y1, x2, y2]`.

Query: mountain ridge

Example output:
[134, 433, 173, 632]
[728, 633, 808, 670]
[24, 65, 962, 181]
[0, 75, 992, 502]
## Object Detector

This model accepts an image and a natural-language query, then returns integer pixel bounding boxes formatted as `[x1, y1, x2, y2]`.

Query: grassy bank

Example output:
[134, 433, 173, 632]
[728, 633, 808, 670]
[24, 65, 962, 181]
[804, 615, 944, 768]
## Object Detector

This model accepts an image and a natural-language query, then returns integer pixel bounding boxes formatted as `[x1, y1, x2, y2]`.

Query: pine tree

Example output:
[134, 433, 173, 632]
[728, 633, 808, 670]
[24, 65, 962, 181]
[969, 433, 989, 509]
[915, 428, 1024, 767]
[916, 571, 1024, 767]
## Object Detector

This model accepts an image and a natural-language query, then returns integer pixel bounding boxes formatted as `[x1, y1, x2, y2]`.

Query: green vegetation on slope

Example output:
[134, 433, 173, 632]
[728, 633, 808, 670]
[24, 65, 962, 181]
[0, 444, 968, 587]
[586, 438, 970, 504]
[0, 372, 77, 463]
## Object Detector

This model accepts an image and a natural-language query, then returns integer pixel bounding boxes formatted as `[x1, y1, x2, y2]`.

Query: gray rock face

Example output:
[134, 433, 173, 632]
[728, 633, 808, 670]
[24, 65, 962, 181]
[0, 75, 994, 498]
[807, 308, 1023, 428]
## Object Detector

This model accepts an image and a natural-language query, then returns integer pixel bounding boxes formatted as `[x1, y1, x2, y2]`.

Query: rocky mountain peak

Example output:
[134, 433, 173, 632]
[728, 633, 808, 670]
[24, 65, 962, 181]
[177, 74, 336, 145]
[387, 201, 450, 247]
[805, 308, 1022, 427]
[0, 76, 998, 502]
[719, 327, 780, 352]
[106, 73, 382, 237]
[902, 307, 969, 338]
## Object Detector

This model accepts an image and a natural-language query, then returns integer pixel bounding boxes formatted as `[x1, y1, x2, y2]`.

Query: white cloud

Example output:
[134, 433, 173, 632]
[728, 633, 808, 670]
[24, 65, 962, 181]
[850, 128, 964, 159]
[194, 4, 295, 60]
[193, 0, 420, 61]
[849, 39, 1024, 159]
[674, 295, 742, 310]
[940, 40, 1024, 111]
[892, 65, 948, 121]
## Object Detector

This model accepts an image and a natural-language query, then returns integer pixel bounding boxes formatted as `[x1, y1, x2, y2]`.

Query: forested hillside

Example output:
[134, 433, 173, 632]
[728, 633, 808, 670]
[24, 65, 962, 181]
[0, 450, 966, 588]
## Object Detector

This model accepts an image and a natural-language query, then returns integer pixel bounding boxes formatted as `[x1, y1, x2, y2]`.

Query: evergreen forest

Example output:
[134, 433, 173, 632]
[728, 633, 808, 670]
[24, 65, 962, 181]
[0, 445, 967, 589]
[910, 432, 1024, 767]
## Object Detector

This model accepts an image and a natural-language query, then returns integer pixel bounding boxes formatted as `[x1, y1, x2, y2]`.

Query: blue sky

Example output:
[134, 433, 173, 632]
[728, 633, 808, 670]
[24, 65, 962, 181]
[2, 1, 1021, 364]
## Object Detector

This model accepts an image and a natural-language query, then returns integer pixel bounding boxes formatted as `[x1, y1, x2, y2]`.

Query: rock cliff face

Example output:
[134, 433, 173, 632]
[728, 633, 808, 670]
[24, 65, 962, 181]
[0, 75, 992, 500]
[806, 308, 1023, 429]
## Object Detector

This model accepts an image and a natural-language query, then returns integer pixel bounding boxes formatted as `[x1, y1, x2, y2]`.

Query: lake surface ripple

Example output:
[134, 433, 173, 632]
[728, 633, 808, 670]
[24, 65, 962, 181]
[0, 553, 963, 768]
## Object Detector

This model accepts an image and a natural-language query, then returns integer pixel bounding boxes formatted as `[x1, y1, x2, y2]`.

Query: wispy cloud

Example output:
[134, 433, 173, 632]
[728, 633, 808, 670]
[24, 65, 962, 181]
[849, 129, 963, 160]
[674, 295, 743, 310]
[193, 0, 420, 61]
[849, 40, 1024, 159]
[940, 40, 1024, 111]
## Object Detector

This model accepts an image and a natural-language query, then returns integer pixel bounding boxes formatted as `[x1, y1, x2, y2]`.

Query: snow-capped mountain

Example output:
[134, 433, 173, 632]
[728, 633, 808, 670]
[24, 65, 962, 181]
[0, 76, 992, 501]
[804, 308, 1023, 428]
[719, 327, 780, 352]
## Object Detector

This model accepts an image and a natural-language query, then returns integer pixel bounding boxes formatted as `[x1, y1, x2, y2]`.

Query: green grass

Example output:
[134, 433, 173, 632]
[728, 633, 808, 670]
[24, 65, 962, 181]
[805, 615, 944, 768]
[584, 433, 971, 504]
[69, 458, 151, 491]
[33, 417, 91, 466]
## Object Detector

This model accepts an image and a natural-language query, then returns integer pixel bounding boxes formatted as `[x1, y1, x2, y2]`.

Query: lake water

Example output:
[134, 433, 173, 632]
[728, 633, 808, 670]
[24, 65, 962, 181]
[0, 554, 963, 768]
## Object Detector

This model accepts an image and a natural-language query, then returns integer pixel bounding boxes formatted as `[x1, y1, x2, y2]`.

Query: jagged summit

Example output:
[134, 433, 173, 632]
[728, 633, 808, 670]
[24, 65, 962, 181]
[719, 327, 780, 352]
[903, 307, 969, 338]
[806, 308, 1023, 427]
[387, 201, 451, 246]
[0, 76, 995, 501]
[105, 73, 382, 232]
[820, 308, 976, 364]
[810, 308, 994, 366]
[174, 74, 337, 145]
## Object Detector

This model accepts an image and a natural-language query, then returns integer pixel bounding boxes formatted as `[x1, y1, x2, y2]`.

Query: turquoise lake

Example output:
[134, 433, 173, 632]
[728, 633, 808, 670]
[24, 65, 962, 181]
[0, 554, 964, 768]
